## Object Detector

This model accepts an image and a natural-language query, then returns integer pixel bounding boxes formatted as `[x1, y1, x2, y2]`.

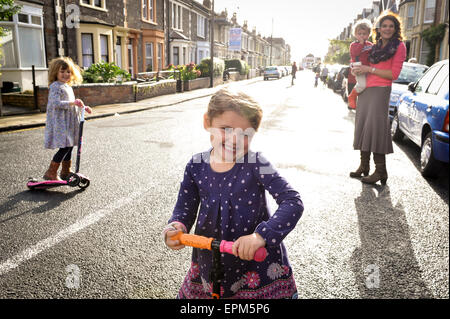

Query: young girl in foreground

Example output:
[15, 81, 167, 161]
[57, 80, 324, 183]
[43, 57, 91, 181]
[163, 88, 304, 299]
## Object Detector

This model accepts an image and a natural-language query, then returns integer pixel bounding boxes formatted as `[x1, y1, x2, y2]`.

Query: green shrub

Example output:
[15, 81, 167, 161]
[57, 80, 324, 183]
[82, 61, 131, 83]
[198, 57, 225, 78]
[224, 59, 249, 75]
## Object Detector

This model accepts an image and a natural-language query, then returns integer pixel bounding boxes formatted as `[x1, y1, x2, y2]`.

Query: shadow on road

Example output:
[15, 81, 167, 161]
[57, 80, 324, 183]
[0, 189, 81, 223]
[351, 184, 434, 298]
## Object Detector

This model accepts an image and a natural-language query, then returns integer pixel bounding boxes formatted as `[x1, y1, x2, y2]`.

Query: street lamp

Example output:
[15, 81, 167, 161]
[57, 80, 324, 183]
[210, 0, 215, 88]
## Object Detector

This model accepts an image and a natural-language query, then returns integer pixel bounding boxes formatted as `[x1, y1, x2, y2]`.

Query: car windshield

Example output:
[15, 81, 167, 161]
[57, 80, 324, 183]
[265, 67, 277, 71]
[394, 64, 428, 84]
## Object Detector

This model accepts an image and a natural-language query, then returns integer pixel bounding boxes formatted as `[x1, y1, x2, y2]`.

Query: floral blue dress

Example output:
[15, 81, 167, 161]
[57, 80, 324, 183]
[169, 150, 304, 299]
[44, 81, 80, 149]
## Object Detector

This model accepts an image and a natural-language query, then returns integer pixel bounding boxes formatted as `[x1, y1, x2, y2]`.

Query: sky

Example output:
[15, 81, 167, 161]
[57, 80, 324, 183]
[212, 0, 377, 61]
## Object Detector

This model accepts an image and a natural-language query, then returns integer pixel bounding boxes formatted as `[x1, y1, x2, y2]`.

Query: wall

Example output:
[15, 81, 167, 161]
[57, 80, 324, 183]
[135, 79, 177, 100]
[37, 82, 137, 111]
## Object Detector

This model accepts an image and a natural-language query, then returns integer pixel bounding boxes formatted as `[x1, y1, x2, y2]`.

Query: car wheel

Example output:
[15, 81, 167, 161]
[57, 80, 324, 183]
[420, 132, 442, 178]
[391, 113, 404, 142]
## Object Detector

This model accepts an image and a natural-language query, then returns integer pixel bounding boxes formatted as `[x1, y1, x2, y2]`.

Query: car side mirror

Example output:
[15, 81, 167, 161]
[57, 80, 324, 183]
[408, 82, 416, 92]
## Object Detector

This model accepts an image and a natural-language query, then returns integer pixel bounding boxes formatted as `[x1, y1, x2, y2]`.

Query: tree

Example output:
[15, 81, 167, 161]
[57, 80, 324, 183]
[324, 39, 352, 65]
[0, 0, 22, 37]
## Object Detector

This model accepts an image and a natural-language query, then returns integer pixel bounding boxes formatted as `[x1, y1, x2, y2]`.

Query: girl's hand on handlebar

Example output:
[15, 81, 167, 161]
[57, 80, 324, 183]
[74, 99, 84, 108]
[232, 233, 266, 261]
[165, 228, 186, 250]
[85, 106, 92, 114]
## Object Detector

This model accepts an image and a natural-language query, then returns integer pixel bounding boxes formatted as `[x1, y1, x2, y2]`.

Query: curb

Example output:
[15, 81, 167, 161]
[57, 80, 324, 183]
[0, 77, 262, 133]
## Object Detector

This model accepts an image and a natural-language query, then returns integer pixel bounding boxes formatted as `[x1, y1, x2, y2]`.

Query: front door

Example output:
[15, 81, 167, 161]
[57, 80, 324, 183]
[128, 42, 134, 77]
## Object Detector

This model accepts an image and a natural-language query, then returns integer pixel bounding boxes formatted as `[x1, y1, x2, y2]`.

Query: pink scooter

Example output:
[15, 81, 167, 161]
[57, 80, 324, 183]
[27, 107, 90, 190]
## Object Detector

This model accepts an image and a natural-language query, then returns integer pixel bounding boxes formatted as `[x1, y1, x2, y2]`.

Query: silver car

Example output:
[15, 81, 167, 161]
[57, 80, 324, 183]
[263, 66, 281, 80]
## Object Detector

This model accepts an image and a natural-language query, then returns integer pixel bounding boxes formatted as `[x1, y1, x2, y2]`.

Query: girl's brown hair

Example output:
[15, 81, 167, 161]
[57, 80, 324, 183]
[47, 57, 83, 86]
[372, 11, 404, 43]
[207, 88, 263, 131]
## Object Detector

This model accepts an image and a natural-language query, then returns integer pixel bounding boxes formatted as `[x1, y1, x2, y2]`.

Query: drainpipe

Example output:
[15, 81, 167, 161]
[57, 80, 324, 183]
[53, 0, 60, 58]
[166, 0, 171, 67]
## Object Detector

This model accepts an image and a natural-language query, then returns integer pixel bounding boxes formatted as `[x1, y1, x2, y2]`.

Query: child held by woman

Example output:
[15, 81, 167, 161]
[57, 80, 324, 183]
[348, 19, 373, 109]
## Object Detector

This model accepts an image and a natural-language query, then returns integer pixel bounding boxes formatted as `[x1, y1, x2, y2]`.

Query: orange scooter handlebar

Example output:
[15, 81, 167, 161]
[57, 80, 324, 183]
[171, 232, 267, 262]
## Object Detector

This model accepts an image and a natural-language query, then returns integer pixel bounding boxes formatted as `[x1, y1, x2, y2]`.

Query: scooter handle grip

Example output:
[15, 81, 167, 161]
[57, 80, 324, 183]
[219, 240, 267, 262]
[171, 232, 214, 250]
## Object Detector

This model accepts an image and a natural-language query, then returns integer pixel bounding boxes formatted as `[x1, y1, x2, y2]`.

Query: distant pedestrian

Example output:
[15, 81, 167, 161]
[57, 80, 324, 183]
[43, 57, 92, 181]
[350, 11, 406, 185]
[320, 65, 328, 84]
[163, 87, 304, 299]
[348, 19, 373, 109]
[291, 61, 298, 85]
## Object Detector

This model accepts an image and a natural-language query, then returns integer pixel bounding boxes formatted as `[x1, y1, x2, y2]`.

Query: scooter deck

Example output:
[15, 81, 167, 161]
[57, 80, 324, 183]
[27, 179, 68, 190]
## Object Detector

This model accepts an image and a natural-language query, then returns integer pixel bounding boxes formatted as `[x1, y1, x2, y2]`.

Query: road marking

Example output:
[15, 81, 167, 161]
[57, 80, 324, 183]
[0, 190, 143, 276]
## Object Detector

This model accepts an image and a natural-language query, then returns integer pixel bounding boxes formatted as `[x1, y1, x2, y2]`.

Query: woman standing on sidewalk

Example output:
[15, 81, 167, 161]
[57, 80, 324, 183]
[350, 11, 406, 184]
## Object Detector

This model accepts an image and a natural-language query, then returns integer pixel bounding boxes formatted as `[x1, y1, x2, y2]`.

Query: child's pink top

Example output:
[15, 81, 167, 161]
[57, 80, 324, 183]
[367, 42, 406, 88]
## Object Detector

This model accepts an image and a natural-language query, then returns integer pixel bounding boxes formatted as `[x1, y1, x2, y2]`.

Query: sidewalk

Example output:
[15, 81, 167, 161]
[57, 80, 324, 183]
[0, 77, 262, 133]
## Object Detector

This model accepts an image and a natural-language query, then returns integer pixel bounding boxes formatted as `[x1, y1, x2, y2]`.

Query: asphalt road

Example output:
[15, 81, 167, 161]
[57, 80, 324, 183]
[0, 71, 448, 299]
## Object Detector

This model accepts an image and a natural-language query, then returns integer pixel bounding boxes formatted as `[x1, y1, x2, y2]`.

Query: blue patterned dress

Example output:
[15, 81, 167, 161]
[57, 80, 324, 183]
[44, 81, 80, 149]
[169, 150, 304, 299]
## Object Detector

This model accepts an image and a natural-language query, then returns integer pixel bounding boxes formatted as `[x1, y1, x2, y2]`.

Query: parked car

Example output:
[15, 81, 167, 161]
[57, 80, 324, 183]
[327, 64, 345, 89]
[389, 62, 429, 121]
[391, 59, 449, 177]
[223, 67, 238, 81]
[263, 66, 282, 80]
[333, 66, 350, 94]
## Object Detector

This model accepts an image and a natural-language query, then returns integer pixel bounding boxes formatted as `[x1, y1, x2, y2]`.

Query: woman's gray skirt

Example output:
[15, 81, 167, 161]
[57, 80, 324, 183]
[353, 86, 393, 154]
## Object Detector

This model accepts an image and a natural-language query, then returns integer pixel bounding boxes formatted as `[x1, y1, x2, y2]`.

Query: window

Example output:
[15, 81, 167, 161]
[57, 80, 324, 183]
[80, 0, 105, 10]
[145, 42, 153, 71]
[427, 66, 449, 95]
[19, 27, 44, 67]
[437, 75, 449, 97]
[415, 0, 422, 25]
[197, 14, 205, 37]
[142, 0, 154, 22]
[419, 38, 431, 65]
[173, 46, 179, 65]
[100, 34, 109, 62]
[82, 33, 94, 68]
[424, 0, 436, 23]
[171, 2, 182, 30]
[116, 36, 122, 68]
[407, 5, 415, 29]
[415, 64, 442, 93]
[158, 43, 162, 70]
[0, 27, 17, 68]
[1, 7, 46, 69]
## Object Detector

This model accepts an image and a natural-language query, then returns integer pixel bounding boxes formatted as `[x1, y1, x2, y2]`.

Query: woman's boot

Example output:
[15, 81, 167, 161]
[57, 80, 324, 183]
[60, 160, 73, 180]
[350, 151, 370, 178]
[43, 161, 62, 181]
[362, 153, 388, 185]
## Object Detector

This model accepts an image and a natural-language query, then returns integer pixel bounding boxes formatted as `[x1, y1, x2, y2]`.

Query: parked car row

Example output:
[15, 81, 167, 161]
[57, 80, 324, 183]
[324, 60, 448, 178]
[263, 65, 302, 81]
